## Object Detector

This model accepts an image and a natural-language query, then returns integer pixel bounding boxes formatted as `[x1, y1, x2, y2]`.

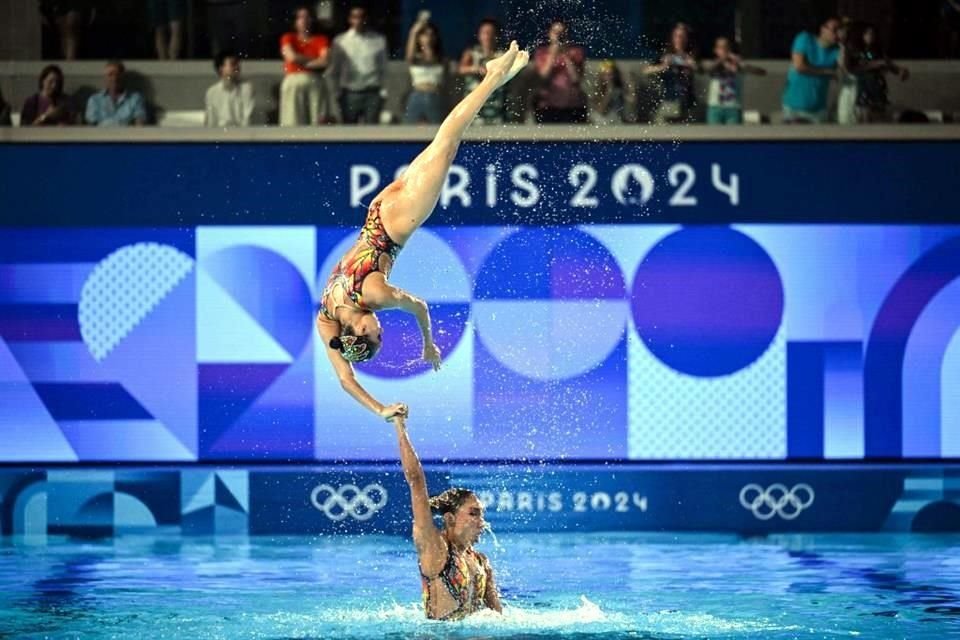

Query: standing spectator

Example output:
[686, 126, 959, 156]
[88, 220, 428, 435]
[84, 60, 147, 126]
[592, 59, 626, 124]
[704, 37, 765, 125]
[0, 88, 12, 127]
[458, 18, 506, 125]
[148, 0, 185, 59]
[205, 51, 256, 127]
[836, 19, 858, 125]
[205, 0, 252, 59]
[21, 65, 75, 126]
[279, 6, 330, 126]
[330, 5, 387, 124]
[844, 22, 910, 123]
[644, 22, 698, 125]
[782, 16, 840, 123]
[39, 0, 94, 60]
[403, 12, 445, 124]
[940, 0, 960, 58]
[533, 19, 587, 123]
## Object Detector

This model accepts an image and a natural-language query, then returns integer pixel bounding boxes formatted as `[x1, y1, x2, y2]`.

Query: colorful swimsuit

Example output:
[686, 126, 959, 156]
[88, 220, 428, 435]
[319, 201, 403, 319]
[421, 547, 488, 621]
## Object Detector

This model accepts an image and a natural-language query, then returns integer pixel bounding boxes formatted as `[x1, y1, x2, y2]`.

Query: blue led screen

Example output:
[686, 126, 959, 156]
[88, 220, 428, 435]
[1, 140, 958, 461]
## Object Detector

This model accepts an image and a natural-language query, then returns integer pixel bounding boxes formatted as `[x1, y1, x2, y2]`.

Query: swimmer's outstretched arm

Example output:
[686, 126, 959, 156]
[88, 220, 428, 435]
[392, 416, 446, 559]
[317, 313, 408, 419]
[364, 282, 441, 370]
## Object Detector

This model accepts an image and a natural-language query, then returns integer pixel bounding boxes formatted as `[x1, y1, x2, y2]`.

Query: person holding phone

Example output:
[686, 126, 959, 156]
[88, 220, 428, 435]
[404, 11, 446, 124]
[644, 22, 698, 125]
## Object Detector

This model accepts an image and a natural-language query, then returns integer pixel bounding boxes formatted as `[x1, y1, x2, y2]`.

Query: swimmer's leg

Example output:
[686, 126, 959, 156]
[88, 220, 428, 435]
[380, 42, 529, 243]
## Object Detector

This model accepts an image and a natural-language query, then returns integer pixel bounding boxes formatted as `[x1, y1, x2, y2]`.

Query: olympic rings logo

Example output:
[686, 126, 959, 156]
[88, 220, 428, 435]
[310, 483, 388, 521]
[738, 483, 815, 520]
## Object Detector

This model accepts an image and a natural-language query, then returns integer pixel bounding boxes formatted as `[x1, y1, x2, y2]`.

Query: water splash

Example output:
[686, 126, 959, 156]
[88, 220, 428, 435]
[481, 522, 504, 554]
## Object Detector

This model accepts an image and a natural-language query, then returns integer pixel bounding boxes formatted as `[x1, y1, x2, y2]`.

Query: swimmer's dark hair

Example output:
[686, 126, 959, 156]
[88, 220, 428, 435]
[429, 487, 476, 516]
[328, 325, 380, 362]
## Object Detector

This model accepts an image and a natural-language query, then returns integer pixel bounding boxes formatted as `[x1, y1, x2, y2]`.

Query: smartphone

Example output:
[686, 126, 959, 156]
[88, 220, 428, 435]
[417, 9, 431, 22]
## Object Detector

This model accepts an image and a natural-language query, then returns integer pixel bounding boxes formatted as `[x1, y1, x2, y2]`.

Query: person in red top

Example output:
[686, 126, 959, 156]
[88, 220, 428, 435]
[533, 19, 588, 123]
[279, 6, 331, 126]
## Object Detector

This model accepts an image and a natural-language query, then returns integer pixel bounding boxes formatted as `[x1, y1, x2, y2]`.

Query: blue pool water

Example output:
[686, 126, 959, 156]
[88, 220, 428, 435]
[2, 532, 959, 639]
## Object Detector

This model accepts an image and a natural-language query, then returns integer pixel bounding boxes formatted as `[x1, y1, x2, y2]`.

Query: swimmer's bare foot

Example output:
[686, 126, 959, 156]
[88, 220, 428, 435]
[485, 41, 527, 88]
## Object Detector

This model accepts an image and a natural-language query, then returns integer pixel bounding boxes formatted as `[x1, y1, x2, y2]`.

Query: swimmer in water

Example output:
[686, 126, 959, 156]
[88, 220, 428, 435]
[391, 414, 501, 620]
[316, 41, 530, 421]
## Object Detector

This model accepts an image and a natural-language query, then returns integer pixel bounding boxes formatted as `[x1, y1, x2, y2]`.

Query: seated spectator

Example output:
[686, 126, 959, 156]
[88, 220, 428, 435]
[0, 88, 12, 126]
[782, 16, 840, 123]
[843, 22, 910, 124]
[644, 22, 698, 125]
[330, 5, 387, 124]
[21, 64, 76, 126]
[898, 109, 930, 123]
[591, 59, 626, 124]
[533, 19, 587, 123]
[279, 6, 330, 126]
[404, 11, 446, 124]
[148, 0, 185, 59]
[39, 0, 93, 60]
[84, 60, 147, 126]
[458, 18, 505, 125]
[704, 37, 765, 125]
[205, 51, 256, 127]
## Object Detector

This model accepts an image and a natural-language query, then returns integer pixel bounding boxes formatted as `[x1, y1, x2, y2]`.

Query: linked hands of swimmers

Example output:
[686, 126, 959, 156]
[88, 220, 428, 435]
[422, 342, 442, 371]
[380, 402, 409, 423]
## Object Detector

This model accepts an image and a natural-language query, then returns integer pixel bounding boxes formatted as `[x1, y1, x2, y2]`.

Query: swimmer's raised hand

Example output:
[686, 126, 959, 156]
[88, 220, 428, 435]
[380, 402, 409, 422]
[422, 342, 442, 371]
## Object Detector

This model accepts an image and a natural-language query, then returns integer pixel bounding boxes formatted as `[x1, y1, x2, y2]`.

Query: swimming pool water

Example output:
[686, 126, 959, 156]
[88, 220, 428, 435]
[2, 532, 958, 639]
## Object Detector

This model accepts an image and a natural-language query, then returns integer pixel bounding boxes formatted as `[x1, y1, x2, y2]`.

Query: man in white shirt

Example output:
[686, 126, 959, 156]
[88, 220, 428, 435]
[205, 50, 257, 127]
[330, 5, 387, 123]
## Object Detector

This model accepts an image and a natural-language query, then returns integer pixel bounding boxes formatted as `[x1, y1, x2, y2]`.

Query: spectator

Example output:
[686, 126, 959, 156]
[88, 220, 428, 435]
[148, 0, 185, 59]
[836, 19, 858, 125]
[644, 22, 698, 125]
[279, 6, 330, 126]
[84, 60, 147, 126]
[404, 11, 446, 124]
[21, 64, 75, 126]
[843, 22, 910, 124]
[704, 37, 765, 125]
[591, 59, 626, 124]
[782, 16, 840, 123]
[205, 0, 252, 59]
[39, 0, 93, 60]
[940, 0, 960, 58]
[898, 109, 930, 123]
[533, 19, 587, 123]
[205, 51, 256, 127]
[0, 88, 12, 127]
[458, 18, 506, 125]
[330, 5, 387, 124]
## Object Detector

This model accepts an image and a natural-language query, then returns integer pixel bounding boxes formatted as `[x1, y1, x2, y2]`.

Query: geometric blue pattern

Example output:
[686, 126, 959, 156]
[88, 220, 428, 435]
[2, 225, 960, 462]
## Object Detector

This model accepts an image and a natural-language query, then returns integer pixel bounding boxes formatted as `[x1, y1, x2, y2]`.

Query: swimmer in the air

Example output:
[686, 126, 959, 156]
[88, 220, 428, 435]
[316, 42, 530, 422]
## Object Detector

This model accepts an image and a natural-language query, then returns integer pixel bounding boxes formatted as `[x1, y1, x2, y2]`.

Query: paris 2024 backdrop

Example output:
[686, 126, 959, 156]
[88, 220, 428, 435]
[1, 139, 959, 462]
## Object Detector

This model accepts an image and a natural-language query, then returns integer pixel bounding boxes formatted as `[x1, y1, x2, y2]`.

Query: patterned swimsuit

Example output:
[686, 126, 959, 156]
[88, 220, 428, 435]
[319, 201, 403, 319]
[421, 547, 488, 621]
